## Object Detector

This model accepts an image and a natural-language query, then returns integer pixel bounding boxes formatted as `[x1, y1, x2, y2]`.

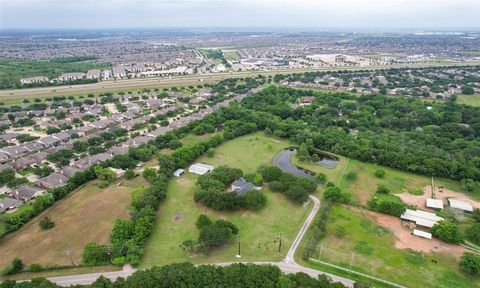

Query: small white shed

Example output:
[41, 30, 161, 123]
[173, 169, 185, 177]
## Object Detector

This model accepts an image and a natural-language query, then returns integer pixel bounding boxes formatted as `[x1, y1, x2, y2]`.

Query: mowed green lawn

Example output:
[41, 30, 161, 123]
[307, 205, 478, 288]
[141, 132, 312, 267]
[457, 94, 480, 107]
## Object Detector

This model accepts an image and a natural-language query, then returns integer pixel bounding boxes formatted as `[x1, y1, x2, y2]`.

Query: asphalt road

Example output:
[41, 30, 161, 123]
[2, 62, 474, 100]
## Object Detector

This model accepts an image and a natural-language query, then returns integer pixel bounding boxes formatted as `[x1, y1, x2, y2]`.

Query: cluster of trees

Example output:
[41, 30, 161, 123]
[240, 86, 480, 184]
[258, 165, 317, 204]
[194, 166, 266, 211]
[431, 221, 463, 244]
[460, 252, 480, 276]
[0, 168, 18, 188]
[1, 167, 96, 236]
[323, 186, 350, 204]
[367, 196, 406, 217]
[0, 262, 350, 288]
[303, 201, 332, 260]
[182, 215, 239, 255]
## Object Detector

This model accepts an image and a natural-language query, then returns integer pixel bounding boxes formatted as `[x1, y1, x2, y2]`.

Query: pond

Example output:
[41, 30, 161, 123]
[272, 148, 317, 181]
[315, 152, 338, 169]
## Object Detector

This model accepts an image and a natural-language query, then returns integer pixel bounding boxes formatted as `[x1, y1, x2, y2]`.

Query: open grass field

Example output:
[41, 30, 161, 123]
[0, 176, 149, 269]
[306, 205, 478, 288]
[457, 94, 480, 107]
[0, 57, 107, 90]
[292, 153, 479, 205]
[223, 51, 241, 61]
[181, 132, 221, 146]
[141, 132, 312, 266]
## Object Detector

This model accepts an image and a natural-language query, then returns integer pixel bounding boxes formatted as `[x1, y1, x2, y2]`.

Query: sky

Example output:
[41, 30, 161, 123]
[0, 0, 479, 30]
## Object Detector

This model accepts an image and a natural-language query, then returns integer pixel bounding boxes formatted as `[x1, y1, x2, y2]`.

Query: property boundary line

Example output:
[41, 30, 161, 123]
[309, 258, 406, 288]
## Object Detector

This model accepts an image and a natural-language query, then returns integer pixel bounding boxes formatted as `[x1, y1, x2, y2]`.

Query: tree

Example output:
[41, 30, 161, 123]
[296, 143, 310, 162]
[465, 223, 480, 245]
[142, 168, 157, 183]
[39, 217, 55, 230]
[257, 165, 282, 182]
[125, 169, 136, 179]
[459, 252, 480, 276]
[9, 258, 24, 274]
[324, 186, 349, 203]
[83, 243, 109, 265]
[431, 221, 463, 244]
[196, 214, 213, 229]
[461, 85, 475, 95]
[206, 148, 215, 157]
[315, 172, 327, 184]
[374, 169, 385, 178]
[244, 172, 263, 186]
[376, 185, 390, 194]
[473, 209, 480, 222]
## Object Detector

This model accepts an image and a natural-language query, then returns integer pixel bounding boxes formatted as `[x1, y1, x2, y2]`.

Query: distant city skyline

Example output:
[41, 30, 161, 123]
[0, 0, 479, 30]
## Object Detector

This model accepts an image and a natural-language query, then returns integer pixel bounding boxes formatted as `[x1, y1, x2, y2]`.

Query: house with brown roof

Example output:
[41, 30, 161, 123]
[36, 173, 68, 189]
[12, 184, 46, 202]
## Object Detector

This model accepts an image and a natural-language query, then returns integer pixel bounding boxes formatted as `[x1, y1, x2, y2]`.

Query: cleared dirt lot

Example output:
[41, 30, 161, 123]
[0, 177, 149, 268]
[360, 208, 465, 258]
[397, 185, 480, 211]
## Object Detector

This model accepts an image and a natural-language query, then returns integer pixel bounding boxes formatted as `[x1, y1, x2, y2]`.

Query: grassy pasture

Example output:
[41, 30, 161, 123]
[141, 132, 312, 266]
[306, 205, 478, 288]
[0, 176, 149, 269]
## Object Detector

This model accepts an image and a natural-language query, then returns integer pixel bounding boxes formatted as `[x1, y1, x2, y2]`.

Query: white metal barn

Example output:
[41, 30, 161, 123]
[448, 198, 473, 213]
[188, 163, 214, 175]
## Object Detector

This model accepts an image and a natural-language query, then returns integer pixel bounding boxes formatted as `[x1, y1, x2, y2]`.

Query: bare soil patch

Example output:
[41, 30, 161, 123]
[397, 185, 480, 210]
[352, 207, 465, 258]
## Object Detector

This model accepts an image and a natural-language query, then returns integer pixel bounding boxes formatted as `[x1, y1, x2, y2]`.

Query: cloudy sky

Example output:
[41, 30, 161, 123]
[1, 0, 479, 30]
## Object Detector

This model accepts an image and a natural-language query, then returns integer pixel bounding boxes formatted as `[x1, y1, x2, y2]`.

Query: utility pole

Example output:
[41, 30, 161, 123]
[66, 249, 75, 266]
[236, 240, 241, 258]
[349, 252, 355, 271]
[278, 233, 282, 253]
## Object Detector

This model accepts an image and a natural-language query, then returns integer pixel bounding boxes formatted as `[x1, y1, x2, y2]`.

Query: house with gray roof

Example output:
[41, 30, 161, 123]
[12, 184, 46, 202]
[37, 136, 60, 147]
[60, 166, 82, 178]
[0, 197, 23, 214]
[0, 145, 28, 158]
[231, 178, 256, 196]
[23, 141, 45, 152]
[36, 173, 68, 189]
[10, 157, 34, 170]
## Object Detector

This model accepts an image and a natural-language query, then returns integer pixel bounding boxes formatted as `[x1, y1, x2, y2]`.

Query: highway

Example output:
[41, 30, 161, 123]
[1, 61, 476, 101]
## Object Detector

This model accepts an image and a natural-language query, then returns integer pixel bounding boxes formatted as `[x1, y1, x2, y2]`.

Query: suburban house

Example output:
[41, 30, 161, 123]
[0, 197, 23, 214]
[188, 163, 214, 175]
[36, 173, 68, 189]
[0, 146, 29, 159]
[231, 178, 256, 196]
[12, 184, 46, 202]
[60, 166, 83, 178]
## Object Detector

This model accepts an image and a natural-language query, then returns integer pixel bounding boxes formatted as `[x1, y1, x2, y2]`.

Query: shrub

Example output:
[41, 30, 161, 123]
[374, 169, 385, 178]
[196, 214, 213, 229]
[376, 185, 390, 194]
[345, 170, 357, 180]
[27, 263, 43, 272]
[431, 221, 463, 244]
[257, 165, 282, 182]
[459, 252, 480, 276]
[315, 172, 327, 184]
[39, 217, 55, 230]
[206, 148, 215, 157]
[125, 169, 136, 179]
[367, 197, 405, 217]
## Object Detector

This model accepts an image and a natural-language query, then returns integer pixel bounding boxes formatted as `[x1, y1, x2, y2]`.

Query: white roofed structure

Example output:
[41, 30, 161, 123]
[188, 163, 214, 175]
[401, 209, 444, 228]
[413, 229, 432, 239]
[448, 198, 473, 212]
[426, 198, 444, 210]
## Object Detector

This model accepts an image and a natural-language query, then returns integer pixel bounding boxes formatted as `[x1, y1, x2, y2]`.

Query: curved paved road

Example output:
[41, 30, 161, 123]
[24, 151, 356, 287]
[42, 194, 354, 287]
